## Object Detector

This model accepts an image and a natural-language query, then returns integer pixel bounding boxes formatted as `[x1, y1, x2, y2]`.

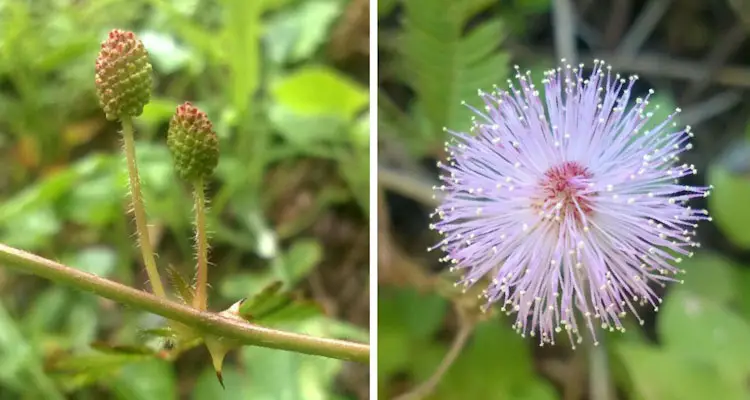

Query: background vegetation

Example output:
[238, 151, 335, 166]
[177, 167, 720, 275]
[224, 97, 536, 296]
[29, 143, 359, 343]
[378, 0, 750, 399]
[0, 0, 370, 398]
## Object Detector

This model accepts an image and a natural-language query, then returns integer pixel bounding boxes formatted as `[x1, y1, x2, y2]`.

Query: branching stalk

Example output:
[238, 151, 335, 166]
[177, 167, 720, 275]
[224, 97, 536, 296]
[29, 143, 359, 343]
[394, 303, 475, 400]
[0, 243, 369, 363]
[193, 178, 209, 310]
[121, 116, 166, 298]
[394, 323, 472, 400]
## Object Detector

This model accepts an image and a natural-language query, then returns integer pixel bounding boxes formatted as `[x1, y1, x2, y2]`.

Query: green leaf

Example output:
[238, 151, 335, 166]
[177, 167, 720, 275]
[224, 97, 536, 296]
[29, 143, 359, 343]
[351, 111, 370, 150]
[0, 303, 62, 398]
[378, 0, 398, 16]
[62, 246, 117, 277]
[0, 207, 61, 249]
[399, 0, 511, 142]
[220, 0, 262, 114]
[428, 321, 557, 400]
[271, 65, 368, 121]
[146, 0, 224, 63]
[255, 301, 321, 326]
[659, 288, 750, 388]
[140, 30, 194, 74]
[264, 0, 342, 64]
[238, 281, 321, 325]
[615, 342, 745, 400]
[238, 281, 285, 317]
[378, 287, 449, 381]
[62, 161, 122, 228]
[141, 97, 180, 126]
[22, 287, 70, 334]
[50, 351, 152, 393]
[111, 358, 177, 400]
[0, 158, 119, 248]
[380, 287, 449, 339]
[708, 141, 750, 248]
[0, 154, 110, 222]
[268, 107, 349, 147]
[274, 238, 324, 284]
[219, 271, 277, 301]
[200, 319, 360, 398]
[339, 145, 369, 212]
[136, 142, 177, 195]
[378, 287, 555, 399]
[239, 319, 343, 399]
[679, 251, 738, 304]
[65, 301, 100, 350]
[166, 265, 195, 305]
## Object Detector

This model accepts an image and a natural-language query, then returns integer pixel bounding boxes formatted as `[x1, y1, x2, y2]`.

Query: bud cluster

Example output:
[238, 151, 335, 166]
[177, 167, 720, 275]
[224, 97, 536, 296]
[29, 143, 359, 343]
[95, 29, 153, 121]
[166, 102, 219, 182]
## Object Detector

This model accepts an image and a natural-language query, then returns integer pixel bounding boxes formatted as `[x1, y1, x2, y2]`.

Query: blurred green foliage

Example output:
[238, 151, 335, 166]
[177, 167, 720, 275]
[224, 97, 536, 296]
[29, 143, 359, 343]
[0, 0, 368, 398]
[378, 0, 750, 399]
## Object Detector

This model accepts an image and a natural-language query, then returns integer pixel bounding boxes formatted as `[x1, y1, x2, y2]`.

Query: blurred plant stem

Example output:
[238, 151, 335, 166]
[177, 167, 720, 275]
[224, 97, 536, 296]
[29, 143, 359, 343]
[587, 329, 614, 400]
[121, 116, 166, 298]
[192, 178, 209, 310]
[0, 243, 369, 363]
[393, 304, 475, 400]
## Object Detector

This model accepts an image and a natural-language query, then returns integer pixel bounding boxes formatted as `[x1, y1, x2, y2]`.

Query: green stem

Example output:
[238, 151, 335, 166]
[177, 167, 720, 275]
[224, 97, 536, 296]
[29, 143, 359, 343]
[0, 243, 369, 363]
[193, 178, 209, 310]
[121, 116, 166, 299]
[587, 331, 613, 400]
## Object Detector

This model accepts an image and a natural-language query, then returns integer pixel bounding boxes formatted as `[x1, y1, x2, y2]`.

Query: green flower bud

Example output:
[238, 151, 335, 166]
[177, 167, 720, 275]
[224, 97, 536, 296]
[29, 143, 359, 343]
[167, 102, 219, 182]
[95, 29, 153, 121]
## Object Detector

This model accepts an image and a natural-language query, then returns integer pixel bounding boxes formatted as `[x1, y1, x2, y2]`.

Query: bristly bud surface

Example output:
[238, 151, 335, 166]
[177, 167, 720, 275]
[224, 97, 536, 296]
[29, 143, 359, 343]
[95, 29, 153, 121]
[167, 102, 219, 182]
[431, 60, 712, 348]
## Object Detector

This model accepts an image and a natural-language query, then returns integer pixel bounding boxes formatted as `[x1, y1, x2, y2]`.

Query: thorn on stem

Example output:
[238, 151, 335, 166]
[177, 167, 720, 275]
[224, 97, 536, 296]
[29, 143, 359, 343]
[216, 370, 225, 389]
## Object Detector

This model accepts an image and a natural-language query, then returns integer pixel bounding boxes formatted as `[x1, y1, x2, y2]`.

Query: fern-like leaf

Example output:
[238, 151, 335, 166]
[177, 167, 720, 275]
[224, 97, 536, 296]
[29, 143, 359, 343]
[166, 265, 194, 305]
[398, 0, 511, 144]
[238, 280, 321, 324]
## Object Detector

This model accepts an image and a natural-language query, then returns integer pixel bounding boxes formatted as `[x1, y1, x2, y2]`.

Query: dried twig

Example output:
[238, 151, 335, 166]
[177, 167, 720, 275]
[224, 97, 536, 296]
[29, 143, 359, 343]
[328, 0, 369, 60]
[616, 0, 674, 57]
[682, 23, 747, 102]
[553, 0, 578, 62]
[680, 90, 743, 126]
[511, 46, 750, 88]
[378, 165, 439, 208]
[377, 188, 434, 288]
[604, 0, 632, 48]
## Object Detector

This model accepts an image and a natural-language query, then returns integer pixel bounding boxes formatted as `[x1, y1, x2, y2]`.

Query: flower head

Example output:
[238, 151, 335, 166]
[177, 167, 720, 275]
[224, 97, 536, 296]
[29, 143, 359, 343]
[167, 102, 219, 182]
[95, 29, 153, 121]
[430, 60, 712, 347]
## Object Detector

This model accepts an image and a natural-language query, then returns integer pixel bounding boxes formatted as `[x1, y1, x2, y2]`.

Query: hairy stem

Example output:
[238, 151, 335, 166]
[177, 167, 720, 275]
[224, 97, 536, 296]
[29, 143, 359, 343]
[0, 243, 369, 363]
[121, 116, 166, 298]
[193, 178, 209, 310]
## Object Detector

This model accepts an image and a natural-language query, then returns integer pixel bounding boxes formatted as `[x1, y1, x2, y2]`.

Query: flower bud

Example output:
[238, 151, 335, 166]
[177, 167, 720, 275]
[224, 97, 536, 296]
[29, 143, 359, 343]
[95, 29, 153, 121]
[166, 102, 219, 182]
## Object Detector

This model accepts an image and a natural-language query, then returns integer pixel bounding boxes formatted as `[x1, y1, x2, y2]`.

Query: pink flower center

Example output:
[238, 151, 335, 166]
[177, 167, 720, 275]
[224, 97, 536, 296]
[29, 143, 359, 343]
[537, 161, 594, 221]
